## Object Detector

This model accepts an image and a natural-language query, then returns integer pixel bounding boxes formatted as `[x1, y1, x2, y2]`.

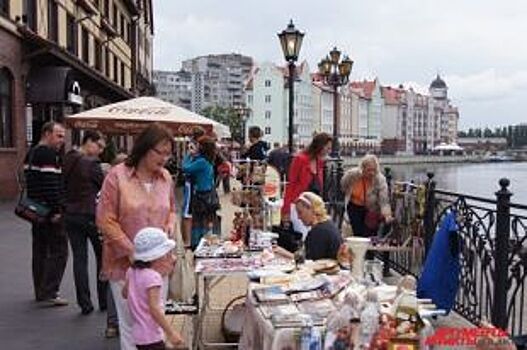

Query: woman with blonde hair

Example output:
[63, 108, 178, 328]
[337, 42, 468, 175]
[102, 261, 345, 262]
[341, 154, 393, 239]
[275, 192, 342, 260]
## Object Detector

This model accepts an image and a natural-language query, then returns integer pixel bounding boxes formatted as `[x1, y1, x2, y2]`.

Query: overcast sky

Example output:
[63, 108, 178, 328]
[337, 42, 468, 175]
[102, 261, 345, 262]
[153, 1, 527, 130]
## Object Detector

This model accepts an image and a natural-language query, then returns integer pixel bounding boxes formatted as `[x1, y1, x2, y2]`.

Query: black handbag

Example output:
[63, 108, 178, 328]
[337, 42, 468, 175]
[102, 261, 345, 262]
[14, 196, 52, 224]
[14, 148, 51, 224]
[273, 225, 303, 253]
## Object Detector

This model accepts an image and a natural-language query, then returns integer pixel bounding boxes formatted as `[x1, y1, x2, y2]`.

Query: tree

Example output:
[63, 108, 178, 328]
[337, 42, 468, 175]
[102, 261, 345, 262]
[483, 127, 493, 137]
[201, 106, 244, 143]
[458, 130, 467, 138]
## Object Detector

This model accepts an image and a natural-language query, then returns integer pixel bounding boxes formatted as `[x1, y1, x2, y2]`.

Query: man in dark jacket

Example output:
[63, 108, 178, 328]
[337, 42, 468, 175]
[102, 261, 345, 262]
[267, 142, 290, 175]
[64, 130, 106, 315]
[241, 126, 269, 161]
[24, 121, 68, 306]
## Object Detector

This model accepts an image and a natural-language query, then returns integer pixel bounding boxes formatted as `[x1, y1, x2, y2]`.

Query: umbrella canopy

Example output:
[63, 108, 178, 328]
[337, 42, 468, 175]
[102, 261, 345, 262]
[64, 96, 230, 138]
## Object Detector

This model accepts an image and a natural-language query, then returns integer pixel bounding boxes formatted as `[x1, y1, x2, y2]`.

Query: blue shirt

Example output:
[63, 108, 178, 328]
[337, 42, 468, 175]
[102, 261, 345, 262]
[182, 154, 214, 192]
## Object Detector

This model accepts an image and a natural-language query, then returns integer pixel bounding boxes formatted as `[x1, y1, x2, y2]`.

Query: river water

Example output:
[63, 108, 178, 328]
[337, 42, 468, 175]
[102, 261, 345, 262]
[385, 161, 527, 205]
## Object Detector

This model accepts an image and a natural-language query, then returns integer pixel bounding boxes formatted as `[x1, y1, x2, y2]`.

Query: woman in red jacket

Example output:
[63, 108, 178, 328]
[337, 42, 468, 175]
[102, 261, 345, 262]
[282, 133, 332, 237]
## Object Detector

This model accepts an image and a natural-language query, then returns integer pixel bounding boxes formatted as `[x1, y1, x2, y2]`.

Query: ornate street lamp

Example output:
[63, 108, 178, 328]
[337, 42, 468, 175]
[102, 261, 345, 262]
[278, 20, 304, 155]
[233, 104, 250, 145]
[318, 47, 353, 157]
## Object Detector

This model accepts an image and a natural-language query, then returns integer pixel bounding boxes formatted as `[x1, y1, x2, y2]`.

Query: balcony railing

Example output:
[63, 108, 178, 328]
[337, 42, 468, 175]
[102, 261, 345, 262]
[324, 160, 527, 336]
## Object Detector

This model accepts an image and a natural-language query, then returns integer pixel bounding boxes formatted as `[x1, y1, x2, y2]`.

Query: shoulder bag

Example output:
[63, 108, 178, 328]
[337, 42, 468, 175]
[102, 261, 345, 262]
[14, 147, 52, 224]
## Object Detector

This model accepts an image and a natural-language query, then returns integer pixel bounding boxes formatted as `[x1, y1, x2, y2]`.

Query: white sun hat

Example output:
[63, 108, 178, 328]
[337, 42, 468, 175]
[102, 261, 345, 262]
[133, 227, 176, 262]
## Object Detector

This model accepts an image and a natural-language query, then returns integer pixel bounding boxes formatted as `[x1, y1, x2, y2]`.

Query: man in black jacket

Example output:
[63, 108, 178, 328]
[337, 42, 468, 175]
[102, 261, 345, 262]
[64, 130, 106, 315]
[24, 121, 68, 306]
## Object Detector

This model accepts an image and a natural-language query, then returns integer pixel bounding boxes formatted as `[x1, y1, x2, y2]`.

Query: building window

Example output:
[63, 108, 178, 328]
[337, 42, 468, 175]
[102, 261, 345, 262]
[23, 0, 37, 31]
[0, 0, 9, 15]
[47, 0, 58, 42]
[81, 26, 90, 64]
[264, 127, 271, 135]
[66, 13, 77, 55]
[265, 95, 271, 103]
[264, 80, 271, 87]
[120, 13, 125, 38]
[120, 61, 125, 87]
[112, 3, 118, 28]
[0, 69, 13, 148]
[265, 111, 271, 119]
[103, 0, 109, 17]
[114, 56, 119, 83]
[94, 39, 102, 71]
[105, 48, 110, 77]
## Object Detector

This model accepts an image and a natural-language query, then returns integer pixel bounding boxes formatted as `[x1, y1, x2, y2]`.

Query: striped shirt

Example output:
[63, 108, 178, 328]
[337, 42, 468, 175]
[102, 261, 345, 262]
[24, 145, 65, 214]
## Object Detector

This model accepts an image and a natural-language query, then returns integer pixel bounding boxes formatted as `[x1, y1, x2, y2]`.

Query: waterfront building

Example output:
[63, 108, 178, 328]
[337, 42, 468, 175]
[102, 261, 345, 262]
[348, 79, 383, 152]
[379, 75, 459, 155]
[457, 137, 508, 153]
[181, 53, 253, 113]
[311, 79, 334, 137]
[245, 61, 314, 147]
[0, 0, 154, 199]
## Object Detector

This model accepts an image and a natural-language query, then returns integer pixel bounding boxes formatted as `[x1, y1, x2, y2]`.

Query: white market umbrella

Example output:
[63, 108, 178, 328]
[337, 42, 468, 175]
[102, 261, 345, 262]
[64, 96, 230, 138]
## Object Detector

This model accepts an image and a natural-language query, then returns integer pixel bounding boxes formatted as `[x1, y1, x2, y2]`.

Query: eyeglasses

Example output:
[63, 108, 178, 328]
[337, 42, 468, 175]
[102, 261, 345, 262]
[151, 147, 172, 158]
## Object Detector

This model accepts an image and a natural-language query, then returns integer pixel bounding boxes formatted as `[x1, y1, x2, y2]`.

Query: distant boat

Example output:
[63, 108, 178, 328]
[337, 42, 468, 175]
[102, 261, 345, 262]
[487, 154, 514, 162]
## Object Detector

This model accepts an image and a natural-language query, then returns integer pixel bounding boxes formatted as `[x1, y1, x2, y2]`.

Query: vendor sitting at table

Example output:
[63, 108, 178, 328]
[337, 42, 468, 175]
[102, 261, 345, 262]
[275, 192, 343, 261]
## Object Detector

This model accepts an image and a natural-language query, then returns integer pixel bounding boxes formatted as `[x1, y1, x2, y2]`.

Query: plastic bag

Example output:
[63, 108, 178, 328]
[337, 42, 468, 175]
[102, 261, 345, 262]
[168, 229, 196, 303]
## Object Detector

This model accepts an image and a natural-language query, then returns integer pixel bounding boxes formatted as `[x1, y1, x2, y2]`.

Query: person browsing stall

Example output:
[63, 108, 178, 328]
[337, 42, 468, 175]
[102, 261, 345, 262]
[340, 154, 393, 239]
[97, 123, 177, 350]
[182, 135, 217, 250]
[281, 133, 332, 238]
[275, 192, 343, 261]
[123, 227, 184, 350]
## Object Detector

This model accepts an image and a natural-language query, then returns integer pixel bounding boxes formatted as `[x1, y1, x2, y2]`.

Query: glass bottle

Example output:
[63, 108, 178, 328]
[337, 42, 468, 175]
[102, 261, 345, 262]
[359, 290, 380, 347]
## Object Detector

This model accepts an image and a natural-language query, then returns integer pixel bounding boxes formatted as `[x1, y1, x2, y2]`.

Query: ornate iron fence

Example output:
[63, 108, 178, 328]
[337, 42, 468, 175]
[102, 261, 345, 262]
[323, 161, 527, 336]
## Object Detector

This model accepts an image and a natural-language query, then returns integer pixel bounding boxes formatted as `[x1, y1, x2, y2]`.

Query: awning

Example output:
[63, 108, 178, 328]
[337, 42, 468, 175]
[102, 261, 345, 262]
[64, 96, 230, 138]
[26, 67, 81, 104]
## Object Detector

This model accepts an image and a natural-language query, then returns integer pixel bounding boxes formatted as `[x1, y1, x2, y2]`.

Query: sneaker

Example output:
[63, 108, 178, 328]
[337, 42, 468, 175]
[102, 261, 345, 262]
[39, 296, 69, 307]
[105, 325, 119, 339]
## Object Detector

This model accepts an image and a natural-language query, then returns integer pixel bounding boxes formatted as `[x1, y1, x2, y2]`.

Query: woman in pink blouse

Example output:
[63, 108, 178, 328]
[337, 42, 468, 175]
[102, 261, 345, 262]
[97, 123, 177, 350]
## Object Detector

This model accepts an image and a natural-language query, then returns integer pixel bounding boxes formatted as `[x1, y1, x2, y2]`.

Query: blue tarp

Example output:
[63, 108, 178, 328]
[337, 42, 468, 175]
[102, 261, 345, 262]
[417, 211, 460, 312]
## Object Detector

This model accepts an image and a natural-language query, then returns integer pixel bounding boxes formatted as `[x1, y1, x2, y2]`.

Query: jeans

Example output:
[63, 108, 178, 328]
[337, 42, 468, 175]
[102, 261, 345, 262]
[32, 220, 68, 300]
[65, 214, 107, 310]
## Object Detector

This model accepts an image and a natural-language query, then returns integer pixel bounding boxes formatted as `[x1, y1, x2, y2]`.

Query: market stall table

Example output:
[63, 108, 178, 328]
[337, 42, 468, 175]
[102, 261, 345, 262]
[192, 239, 294, 349]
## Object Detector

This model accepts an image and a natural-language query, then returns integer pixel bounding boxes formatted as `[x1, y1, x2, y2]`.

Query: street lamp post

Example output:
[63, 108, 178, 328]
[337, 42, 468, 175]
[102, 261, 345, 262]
[318, 47, 353, 157]
[278, 20, 304, 155]
[233, 104, 250, 145]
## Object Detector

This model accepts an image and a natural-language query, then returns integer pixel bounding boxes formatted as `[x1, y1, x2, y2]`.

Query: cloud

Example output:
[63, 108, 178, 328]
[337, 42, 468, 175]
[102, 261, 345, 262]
[153, 0, 527, 128]
[447, 70, 527, 101]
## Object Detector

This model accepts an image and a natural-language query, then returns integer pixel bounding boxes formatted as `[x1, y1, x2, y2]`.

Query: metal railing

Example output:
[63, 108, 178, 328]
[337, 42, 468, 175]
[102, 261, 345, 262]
[323, 160, 527, 336]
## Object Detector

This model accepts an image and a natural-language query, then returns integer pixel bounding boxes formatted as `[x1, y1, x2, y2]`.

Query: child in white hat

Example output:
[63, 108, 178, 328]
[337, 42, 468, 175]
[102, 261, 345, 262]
[122, 227, 183, 349]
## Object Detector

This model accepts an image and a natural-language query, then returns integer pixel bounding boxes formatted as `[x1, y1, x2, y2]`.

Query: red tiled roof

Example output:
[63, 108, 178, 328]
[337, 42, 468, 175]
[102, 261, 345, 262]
[350, 80, 376, 99]
[381, 86, 402, 105]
